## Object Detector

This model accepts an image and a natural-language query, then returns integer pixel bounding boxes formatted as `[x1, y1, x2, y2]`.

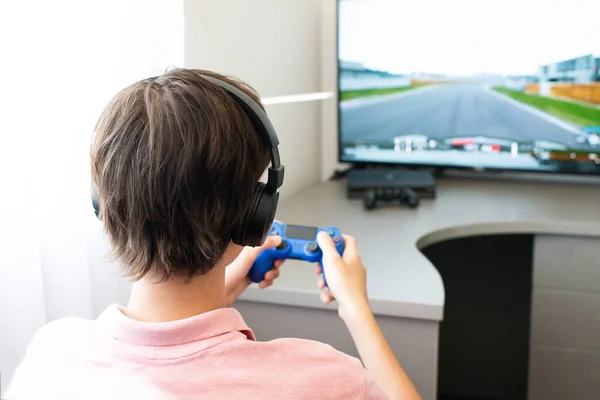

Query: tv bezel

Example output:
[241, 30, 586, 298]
[335, 0, 599, 177]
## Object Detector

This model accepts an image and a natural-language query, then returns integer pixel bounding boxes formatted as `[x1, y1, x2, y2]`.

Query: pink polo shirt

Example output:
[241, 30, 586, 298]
[6, 305, 388, 399]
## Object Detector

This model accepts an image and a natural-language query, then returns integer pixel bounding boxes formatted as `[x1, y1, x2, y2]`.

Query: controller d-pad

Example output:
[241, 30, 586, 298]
[306, 242, 319, 253]
[276, 241, 288, 251]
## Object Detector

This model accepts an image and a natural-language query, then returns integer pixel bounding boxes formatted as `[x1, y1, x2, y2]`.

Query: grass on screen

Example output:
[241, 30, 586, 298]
[493, 87, 600, 128]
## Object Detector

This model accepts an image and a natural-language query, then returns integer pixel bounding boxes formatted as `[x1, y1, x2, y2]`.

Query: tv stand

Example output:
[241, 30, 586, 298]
[346, 167, 436, 200]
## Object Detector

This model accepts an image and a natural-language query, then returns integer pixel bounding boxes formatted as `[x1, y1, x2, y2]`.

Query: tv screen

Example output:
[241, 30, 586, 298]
[338, 0, 600, 175]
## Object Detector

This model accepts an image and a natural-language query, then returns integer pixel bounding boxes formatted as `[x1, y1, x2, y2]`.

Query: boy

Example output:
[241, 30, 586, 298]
[6, 69, 421, 399]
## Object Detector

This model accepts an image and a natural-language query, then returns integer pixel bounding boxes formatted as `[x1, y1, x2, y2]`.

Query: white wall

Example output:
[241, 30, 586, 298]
[0, 0, 184, 394]
[320, 0, 348, 181]
[184, 0, 324, 199]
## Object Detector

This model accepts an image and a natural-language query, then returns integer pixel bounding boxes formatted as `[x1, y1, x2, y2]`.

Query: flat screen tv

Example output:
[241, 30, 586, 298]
[337, 0, 600, 175]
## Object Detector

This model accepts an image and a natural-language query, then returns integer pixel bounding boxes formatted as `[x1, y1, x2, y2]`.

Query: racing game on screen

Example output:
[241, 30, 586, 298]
[338, 0, 600, 174]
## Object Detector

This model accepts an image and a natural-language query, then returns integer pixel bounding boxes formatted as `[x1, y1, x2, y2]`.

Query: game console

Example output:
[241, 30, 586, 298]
[346, 168, 436, 200]
[249, 221, 345, 285]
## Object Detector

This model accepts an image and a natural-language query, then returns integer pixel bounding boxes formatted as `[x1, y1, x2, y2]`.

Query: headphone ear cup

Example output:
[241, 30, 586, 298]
[232, 182, 279, 247]
[250, 189, 279, 245]
[91, 190, 100, 218]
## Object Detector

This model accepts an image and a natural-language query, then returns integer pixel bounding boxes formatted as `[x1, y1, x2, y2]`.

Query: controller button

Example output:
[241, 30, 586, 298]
[327, 230, 335, 236]
[306, 242, 319, 253]
[276, 241, 288, 251]
[270, 229, 278, 236]
[333, 237, 341, 243]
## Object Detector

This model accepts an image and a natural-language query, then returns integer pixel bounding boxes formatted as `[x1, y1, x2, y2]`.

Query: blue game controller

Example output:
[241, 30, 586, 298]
[249, 221, 345, 285]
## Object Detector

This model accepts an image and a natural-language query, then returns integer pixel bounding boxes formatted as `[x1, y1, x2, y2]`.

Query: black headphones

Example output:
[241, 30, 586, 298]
[92, 74, 285, 247]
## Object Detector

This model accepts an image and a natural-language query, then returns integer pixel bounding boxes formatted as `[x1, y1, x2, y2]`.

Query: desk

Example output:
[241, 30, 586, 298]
[235, 177, 600, 400]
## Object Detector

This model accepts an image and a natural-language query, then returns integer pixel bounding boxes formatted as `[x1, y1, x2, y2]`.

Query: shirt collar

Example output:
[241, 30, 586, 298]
[95, 304, 255, 346]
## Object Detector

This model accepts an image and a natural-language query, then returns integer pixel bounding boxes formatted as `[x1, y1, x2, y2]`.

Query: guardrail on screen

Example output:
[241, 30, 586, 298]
[551, 83, 600, 104]
[526, 82, 600, 105]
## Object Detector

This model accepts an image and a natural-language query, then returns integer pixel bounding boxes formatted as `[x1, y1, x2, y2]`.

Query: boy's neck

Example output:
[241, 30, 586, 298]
[123, 266, 227, 323]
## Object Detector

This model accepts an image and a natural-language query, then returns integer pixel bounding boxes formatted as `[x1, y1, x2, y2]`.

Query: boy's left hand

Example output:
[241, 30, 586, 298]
[225, 235, 285, 306]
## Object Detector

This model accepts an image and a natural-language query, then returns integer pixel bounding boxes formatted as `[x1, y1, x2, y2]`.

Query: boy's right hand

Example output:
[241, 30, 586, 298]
[315, 232, 371, 320]
[317, 233, 423, 400]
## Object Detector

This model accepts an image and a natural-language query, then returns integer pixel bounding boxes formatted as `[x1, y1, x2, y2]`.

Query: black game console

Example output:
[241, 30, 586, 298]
[346, 168, 436, 210]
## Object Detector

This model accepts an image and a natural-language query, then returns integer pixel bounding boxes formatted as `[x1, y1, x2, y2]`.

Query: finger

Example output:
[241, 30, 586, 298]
[259, 280, 273, 289]
[237, 235, 281, 261]
[273, 259, 285, 268]
[316, 231, 340, 260]
[315, 264, 322, 275]
[318, 276, 326, 289]
[260, 235, 282, 251]
[341, 233, 355, 243]
[264, 268, 280, 281]
[320, 292, 334, 304]
[340, 234, 359, 261]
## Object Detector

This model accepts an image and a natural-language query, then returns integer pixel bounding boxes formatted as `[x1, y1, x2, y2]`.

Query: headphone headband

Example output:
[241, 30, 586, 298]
[197, 74, 284, 245]
[199, 75, 284, 192]
[141, 73, 284, 192]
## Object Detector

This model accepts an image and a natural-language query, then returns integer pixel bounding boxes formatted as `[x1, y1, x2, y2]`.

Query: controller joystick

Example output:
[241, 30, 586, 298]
[363, 187, 421, 210]
[401, 188, 420, 208]
[249, 222, 344, 287]
[364, 189, 377, 210]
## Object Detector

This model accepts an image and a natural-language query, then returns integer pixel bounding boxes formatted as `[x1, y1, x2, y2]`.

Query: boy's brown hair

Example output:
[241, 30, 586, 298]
[91, 68, 270, 281]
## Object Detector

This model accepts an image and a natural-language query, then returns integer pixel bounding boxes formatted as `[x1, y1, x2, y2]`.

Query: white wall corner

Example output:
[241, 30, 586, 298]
[320, 0, 349, 182]
[183, 0, 325, 198]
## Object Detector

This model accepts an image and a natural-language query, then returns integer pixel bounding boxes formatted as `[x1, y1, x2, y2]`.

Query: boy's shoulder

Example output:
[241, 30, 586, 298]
[23, 316, 96, 361]
[5, 317, 96, 400]
[234, 337, 379, 398]
[11, 317, 387, 399]
[258, 336, 362, 365]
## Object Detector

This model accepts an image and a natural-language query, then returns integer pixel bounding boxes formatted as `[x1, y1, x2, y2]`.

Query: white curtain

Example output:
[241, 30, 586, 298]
[0, 0, 184, 394]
